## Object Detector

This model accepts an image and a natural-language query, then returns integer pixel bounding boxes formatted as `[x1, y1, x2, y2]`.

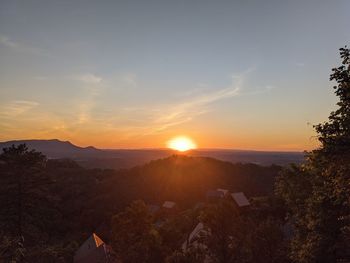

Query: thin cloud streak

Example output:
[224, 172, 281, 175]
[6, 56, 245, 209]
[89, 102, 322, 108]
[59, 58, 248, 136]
[123, 74, 244, 136]
[0, 70, 275, 143]
[0, 34, 52, 57]
[0, 100, 39, 118]
[74, 74, 103, 84]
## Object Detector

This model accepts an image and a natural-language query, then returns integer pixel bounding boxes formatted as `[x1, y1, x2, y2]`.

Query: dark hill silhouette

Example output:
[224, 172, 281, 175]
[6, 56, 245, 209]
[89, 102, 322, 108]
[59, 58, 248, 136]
[0, 139, 102, 158]
[0, 139, 304, 168]
[98, 155, 281, 212]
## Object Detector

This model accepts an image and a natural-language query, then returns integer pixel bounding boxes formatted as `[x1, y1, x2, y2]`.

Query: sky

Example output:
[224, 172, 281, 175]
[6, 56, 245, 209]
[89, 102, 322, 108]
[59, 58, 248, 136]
[0, 0, 349, 151]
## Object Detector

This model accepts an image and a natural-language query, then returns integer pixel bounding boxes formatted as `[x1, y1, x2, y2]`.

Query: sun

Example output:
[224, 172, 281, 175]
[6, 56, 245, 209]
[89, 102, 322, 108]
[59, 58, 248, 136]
[167, 136, 197, 152]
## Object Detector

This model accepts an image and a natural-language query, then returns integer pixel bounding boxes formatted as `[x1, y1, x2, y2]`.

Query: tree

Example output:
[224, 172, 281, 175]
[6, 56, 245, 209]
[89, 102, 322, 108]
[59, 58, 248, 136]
[111, 200, 163, 263]
[247, 217, 289, 263]
[0, 144, 63, 262]
[0, 235, 25, 263]
[199, 201, 249, 263]
[276, 46, 350, 262]
[0, 144, 49, 237]
[166, 246, 206, 263]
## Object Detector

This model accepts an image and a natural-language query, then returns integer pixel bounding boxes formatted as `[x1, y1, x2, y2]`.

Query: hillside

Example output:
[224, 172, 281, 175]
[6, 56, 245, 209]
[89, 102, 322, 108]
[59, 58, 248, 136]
[0, 146, 283, 262]
[84, 155, 282, 221]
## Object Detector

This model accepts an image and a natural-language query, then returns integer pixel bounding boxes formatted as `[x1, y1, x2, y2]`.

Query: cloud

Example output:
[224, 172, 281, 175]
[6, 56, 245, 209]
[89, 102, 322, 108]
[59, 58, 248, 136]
[147, 75, 242, 133]
[106, 74, 245, 138]
[74, 74, 102, 84]
[0, 69, 272, 142]
[122, 73, 137, 88]
[107, 69, 276, 138]
[0, 100, 39, 118]
[0, 35, 19, 49]
[0, 34, 51, 57]
[70, 73, 105, 124]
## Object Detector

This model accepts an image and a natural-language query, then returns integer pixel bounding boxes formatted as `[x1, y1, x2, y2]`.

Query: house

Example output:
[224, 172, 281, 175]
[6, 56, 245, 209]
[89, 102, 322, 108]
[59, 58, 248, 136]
[231, 192, 250, 209]
[182, 222, 211, 263]
[206, 188, 230, 202]
[217, 188, 229, 197]
[162, 201, 178, 216]
[182, 222, 206, 250]
[74, 233, 116, 263]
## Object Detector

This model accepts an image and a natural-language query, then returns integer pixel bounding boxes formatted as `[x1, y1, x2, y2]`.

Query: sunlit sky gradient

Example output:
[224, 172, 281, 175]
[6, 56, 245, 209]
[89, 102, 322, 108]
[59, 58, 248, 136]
[0, 1, 349, 151]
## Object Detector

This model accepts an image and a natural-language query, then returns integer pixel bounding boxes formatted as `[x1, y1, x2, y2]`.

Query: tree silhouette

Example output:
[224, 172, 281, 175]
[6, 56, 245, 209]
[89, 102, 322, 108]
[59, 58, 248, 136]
[276, 46, 350, 262]
[0, 144, 63, 262]
[111, 200, 163, 263]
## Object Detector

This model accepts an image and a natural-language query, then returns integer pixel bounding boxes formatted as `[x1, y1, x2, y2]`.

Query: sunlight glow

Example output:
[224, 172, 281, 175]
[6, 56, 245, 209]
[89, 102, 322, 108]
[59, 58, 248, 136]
[167, 136, 197, 152]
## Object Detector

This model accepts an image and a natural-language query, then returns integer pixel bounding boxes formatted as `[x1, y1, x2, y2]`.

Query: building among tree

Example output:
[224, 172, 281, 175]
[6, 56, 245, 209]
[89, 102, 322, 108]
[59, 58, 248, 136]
[206, 189, 228, 201]
[231, 192, 250, 210]
[162, 201, 178, 216]
[74, 233, 117, 263]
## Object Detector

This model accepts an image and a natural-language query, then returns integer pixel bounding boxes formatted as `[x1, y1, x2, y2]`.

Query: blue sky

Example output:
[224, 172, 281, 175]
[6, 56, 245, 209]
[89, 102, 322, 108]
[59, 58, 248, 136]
[0, 0, 349, 150]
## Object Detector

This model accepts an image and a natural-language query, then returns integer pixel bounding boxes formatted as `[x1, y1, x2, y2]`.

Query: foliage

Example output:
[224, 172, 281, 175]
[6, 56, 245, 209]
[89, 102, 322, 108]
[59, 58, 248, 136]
[276, 46, 350, 262]
[0, 144, 285, 262]
[111, 200, 163, 263]
[165, 246, 206, 263]
[199, 201, 249, 263]
[0, 144, 56, 261]
[0, 235, 25, 263]
[246, 217, 289, 263]
[0, 145, 78, 262]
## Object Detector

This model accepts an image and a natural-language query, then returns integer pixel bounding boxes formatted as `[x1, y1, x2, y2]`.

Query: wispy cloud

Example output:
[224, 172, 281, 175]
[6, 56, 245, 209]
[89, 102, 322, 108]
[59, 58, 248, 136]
[0, 34, 51, 57]
[74, 74, 102, 84]
[71, 73, 104, 124]
[106, 69, 276, 138]
[0, 100, 39, 118]
[147, 75, 242, 133]
[105, 73, 246, 138]
[0, 35, 19, 49]
[0, 70, 274, 143]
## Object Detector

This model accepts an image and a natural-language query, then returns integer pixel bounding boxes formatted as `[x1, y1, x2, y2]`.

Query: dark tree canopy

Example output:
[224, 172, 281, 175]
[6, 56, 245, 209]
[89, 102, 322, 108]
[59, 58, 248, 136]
[276, 46, 350, 263]
[315, 47, 350, 154]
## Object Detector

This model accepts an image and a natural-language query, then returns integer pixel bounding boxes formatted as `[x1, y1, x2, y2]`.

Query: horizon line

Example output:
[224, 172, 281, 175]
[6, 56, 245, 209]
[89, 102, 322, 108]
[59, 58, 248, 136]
[0, 138, 307, 153]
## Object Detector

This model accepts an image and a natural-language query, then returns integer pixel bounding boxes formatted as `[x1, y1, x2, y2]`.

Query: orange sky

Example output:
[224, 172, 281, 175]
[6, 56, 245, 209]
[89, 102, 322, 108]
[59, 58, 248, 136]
[0, 1, 346, 151]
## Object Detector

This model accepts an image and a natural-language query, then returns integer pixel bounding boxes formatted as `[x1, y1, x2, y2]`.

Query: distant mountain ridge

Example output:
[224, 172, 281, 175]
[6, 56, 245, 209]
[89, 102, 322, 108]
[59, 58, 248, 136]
[0, 139, 305, 169]
[0, 139, 102, 158]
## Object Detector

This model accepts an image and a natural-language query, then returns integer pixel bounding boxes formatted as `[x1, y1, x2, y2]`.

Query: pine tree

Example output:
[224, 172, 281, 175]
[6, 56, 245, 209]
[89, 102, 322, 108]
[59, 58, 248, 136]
[0, 144, 61, 261]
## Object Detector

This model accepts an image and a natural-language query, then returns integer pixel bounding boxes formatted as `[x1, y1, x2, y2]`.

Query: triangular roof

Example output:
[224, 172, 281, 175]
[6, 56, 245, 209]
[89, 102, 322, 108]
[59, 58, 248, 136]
[74, 233, 107, 263]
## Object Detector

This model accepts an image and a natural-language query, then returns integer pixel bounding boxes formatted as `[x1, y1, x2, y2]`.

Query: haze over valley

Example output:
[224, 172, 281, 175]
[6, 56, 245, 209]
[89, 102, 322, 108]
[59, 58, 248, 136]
[0, 139, 304, 169]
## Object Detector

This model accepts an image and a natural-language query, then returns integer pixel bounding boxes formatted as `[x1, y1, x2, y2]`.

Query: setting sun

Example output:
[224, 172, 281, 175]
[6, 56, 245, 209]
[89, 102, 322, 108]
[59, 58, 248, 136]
[167, 136, 197, 152]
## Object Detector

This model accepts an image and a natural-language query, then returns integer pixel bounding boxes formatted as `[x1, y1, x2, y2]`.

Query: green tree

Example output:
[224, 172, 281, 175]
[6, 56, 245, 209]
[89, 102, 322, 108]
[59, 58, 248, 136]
[276, 46, 350, 262]
[0, 144, 64, 262]
[0, 144, 47, 238]
[111, 200, 163, 263]
[166, 246, 206, 263]
[247, 217, 289, 263]
[0, 235, 25, 263]
[199, 201, 248, 263]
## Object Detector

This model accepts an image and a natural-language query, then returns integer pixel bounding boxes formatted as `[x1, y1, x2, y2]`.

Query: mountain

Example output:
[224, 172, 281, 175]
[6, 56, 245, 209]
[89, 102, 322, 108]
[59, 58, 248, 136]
[0, 139, 304, 169]
[0, 139, 102, 158]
